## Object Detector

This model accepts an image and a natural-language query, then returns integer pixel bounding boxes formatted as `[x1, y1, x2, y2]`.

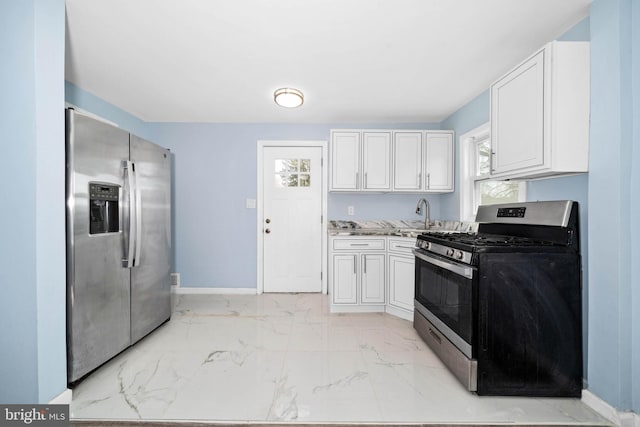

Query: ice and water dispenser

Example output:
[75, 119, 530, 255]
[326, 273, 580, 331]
[89, 183, 120, 234]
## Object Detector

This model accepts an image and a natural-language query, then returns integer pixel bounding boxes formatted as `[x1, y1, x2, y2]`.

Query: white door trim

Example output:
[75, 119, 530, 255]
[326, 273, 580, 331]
[257, 140, 328, 295]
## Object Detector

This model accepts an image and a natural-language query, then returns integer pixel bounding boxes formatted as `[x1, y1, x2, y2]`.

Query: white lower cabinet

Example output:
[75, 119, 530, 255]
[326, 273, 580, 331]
[330, 236, 415, 319]
[360, 254, 385, 304]
[330, 237, 386, 308]
[388, 255, 415, 311]
[331, 253, 386, 305]
[332, 254, 358, 304]
[386, 238, 416, 320]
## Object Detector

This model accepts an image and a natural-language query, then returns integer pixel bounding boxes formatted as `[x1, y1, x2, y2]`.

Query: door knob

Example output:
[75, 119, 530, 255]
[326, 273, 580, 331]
[265, 228, 271, 234]
[265, 218, 271, 224]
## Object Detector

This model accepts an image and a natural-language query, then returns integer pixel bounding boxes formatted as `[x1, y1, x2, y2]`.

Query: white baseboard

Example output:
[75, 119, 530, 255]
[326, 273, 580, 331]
[172, 287, 256, 295]
[329, 304, 385, 314]
[582, 389, 640, 427]
[49, 388, 72, 405]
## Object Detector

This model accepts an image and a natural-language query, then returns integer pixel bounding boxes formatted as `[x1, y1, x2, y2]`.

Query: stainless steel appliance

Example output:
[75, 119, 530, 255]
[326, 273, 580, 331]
[413, 200, 582, 396]
[66, 109, 172, 384]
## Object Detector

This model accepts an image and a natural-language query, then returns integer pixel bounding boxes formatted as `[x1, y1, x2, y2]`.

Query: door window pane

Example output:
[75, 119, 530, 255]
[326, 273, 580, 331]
[275, 160, 287, 173]
[274, 159, 311, 187]
[275, 174, 289, 188]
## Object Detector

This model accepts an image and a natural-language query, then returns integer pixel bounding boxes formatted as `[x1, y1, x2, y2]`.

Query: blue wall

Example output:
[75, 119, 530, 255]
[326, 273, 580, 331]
[150, 123, 441, 288]
[330, 193, 441, 221]
[588, 0, 639, 412]
[0, 0, 66, 404]
[440, 89, 490, 220]
[34, 0, 67, 403]
[628, 1, 640, 413]
[0, 0, 39, 404]
[632, 0, 640, 413]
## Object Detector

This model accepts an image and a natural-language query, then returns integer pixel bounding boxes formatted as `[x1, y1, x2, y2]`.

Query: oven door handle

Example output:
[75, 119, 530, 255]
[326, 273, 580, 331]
[413, 249, 475, 279]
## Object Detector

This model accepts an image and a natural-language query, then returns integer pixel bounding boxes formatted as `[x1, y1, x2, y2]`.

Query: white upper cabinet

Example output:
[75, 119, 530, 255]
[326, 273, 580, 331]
[425, 131, 454, 191]
[330, 131, 360, 190]
[490, 41, 590, 179]
[393, 132, 423, 191]
[331, 129, 454, 193]
[362, 132, 391, 191]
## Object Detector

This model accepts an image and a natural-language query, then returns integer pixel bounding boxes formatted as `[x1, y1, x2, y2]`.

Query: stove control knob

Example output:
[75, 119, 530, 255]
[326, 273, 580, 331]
[455, 251, 464, 260]
[446, 248, 454, 257]
[424, 242, 431, 250]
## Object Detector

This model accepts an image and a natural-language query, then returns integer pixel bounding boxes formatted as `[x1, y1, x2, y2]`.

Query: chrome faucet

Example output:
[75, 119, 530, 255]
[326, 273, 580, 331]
[416, 198, 430, 229]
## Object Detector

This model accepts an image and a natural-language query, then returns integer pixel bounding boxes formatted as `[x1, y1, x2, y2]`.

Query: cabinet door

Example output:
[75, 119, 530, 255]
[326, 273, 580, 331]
[331, 131, 360, 190]
[388, 254, 415, 311]
[491, 50, 545, 175]
[425, 132, 454, 192]
[362, 132, 391, 190]
[393, 132, 423, 191]
[332, 254, 358, 304]
[361, 254, 385, 304]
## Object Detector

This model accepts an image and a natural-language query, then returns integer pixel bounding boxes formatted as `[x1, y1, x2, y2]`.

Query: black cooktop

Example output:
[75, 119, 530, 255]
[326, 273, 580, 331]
[418, 231, 564, 250]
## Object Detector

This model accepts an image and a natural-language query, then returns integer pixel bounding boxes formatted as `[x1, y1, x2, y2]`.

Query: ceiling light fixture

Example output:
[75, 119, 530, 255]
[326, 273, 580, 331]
[274, 87, 304, 108]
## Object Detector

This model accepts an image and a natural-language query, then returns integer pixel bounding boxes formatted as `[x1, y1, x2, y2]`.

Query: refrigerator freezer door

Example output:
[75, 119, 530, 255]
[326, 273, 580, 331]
[130, 135, 172, 343]
[66, 109, 132, 383]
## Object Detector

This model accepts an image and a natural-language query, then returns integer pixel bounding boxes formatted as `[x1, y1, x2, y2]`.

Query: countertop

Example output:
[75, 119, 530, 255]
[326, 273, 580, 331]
[328, 219, 477, 237]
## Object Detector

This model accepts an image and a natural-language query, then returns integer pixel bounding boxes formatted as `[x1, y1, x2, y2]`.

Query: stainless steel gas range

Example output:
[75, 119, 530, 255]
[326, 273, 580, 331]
[413, 200, 582, 397]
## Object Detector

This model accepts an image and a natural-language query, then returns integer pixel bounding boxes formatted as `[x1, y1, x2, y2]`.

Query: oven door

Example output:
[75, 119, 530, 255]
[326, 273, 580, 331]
[413, 249, 477, 358]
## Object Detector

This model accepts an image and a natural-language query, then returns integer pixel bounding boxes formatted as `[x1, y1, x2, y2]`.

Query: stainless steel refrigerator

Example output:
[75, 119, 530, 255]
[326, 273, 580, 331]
[66, 108, 172, 384]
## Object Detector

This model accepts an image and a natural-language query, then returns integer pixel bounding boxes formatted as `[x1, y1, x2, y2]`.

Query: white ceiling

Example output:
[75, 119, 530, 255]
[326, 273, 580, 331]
[64, 0, 591, 123]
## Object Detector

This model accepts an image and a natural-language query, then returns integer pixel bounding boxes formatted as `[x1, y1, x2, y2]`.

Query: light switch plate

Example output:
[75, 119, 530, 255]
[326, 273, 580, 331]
[246, 198, 256, 209]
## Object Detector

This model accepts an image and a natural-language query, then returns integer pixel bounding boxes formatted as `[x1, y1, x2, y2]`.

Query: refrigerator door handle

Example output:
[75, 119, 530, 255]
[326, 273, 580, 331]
[124, 161, 136, 268]
[133, 162, 142, 267]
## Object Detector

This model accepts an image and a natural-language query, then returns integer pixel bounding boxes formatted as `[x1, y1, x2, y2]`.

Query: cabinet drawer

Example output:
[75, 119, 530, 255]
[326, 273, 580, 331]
[332, 238, 386, 251]
[388, 239, 416, 254]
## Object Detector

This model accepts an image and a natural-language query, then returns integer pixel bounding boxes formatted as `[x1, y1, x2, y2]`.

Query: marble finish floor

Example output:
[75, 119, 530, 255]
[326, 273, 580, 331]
[71, 293, 610, 425]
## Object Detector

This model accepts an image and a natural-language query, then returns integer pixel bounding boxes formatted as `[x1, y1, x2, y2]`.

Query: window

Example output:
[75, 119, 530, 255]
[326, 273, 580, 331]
[459, 123, 526, 221]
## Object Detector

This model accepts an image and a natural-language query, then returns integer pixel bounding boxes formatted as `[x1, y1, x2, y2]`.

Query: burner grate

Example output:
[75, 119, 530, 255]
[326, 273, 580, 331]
[418, 232, 560, 248]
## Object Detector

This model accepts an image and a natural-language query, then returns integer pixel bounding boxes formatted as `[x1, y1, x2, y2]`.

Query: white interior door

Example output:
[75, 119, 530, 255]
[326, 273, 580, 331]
[263, 146, 323, 292]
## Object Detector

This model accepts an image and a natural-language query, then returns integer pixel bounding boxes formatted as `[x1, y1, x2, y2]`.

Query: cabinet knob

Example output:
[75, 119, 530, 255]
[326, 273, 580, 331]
[265, 218, 271, 224]
[265, 228, 271, 234]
